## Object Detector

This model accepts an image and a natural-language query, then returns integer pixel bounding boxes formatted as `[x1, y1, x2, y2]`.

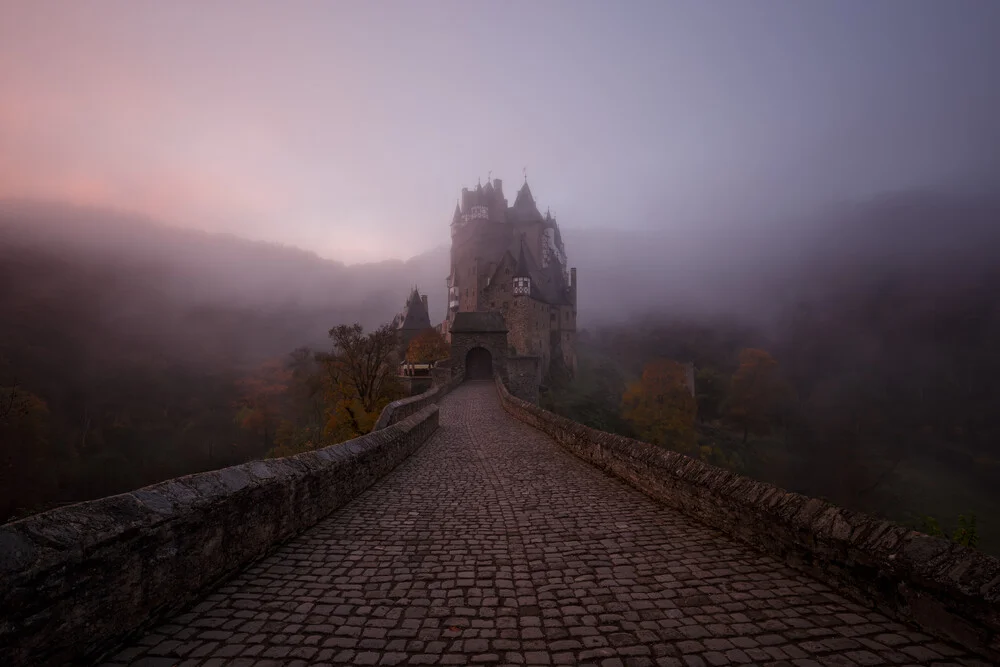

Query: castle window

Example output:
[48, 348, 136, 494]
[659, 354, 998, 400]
[513, 277, 530, 296]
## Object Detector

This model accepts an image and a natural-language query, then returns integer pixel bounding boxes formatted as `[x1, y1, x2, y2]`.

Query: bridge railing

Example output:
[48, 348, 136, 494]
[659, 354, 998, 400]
[494, 373, 1000, 662]
[0, 401, 443, 665]
[373, 372, 463, 431]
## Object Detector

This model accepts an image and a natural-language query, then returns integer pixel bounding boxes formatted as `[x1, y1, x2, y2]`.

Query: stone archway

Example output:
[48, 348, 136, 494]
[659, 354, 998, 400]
[449, 312, 509, 384]
[464, 347, 493, 381]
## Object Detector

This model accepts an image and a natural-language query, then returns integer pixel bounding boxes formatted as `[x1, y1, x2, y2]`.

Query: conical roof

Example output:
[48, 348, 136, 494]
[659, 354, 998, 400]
[514, 237, 533, 278]
[513, 181, 542, 220]
[398, 288, 431, 331]
[451, 201, 462, 224]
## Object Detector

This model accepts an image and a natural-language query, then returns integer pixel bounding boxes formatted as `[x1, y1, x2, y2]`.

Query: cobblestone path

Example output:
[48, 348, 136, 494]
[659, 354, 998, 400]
[105, 382, 982, 667]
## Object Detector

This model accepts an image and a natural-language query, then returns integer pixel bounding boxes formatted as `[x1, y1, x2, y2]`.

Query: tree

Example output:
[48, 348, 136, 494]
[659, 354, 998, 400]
[317, 323, 402, 441]
[726, 348, 786, 443]
[621, 359, 697, 451]
[235, 358, 292, 451]
[695, 367, 728, 423]
[406, 328, 450, 364]
[0, 385, 52, 518]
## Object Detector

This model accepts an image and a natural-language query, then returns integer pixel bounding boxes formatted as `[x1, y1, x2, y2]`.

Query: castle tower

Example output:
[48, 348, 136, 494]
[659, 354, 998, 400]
[393, 287, 432, 349]
[442, 174, 577, 379]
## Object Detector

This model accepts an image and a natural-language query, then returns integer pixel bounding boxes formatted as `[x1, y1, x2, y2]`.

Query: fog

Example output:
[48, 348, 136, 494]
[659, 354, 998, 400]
[2, 2, 1000, 548]
[3, 2, 1000, 263]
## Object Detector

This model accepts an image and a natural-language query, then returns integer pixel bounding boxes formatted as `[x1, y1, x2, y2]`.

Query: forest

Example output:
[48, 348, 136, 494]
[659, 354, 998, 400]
[0, 201, 440, 521]
[3, 192, 1000, 557]
[543, 194, 1000, 554]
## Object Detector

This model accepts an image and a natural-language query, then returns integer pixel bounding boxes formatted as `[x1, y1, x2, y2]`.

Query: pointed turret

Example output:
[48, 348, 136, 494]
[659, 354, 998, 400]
[513, 181, 542, 221]
[398, 287, 431, 337]
[451, 200, 462, 225]
[514, 181, 533, 206]
[513, 237, 533, 297]
[514, 237, 533, 278]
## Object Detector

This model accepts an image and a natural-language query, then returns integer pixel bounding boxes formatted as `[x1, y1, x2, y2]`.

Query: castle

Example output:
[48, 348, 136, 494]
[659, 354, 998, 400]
[439, 175, 577, 379]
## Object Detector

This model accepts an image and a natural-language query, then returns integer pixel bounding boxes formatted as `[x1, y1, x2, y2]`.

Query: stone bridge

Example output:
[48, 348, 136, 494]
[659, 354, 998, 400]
[2, 380, 998, 666]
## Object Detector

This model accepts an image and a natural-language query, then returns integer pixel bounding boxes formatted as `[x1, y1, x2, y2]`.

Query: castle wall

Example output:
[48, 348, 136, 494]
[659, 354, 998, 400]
[507, 356, 541, 404]
[450, 331, 508, 382]
[507, 296, 557, 377]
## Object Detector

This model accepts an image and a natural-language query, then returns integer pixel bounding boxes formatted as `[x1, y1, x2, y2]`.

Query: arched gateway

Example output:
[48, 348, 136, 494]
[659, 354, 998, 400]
[464, 347, 493, 380]
[449, 312, 508, 383]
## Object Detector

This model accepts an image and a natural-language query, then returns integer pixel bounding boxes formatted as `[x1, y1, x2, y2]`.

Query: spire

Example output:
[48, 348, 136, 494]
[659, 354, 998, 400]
[512, 236, 534, 298]
[514, 180, 534, 206]
[514, 236, 533, 278]
[513, 180, 542, 220]
[452, 200, 462, 224]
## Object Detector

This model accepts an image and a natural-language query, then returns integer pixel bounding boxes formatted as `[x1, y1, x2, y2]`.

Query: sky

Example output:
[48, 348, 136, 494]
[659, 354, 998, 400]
[1, 1, 999, 263]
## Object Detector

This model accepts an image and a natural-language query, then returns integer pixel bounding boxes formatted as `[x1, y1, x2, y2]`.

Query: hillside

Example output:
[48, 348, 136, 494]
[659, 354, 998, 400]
[0, 201, 448, 518]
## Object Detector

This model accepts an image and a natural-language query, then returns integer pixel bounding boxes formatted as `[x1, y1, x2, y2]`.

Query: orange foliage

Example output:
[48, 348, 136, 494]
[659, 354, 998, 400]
[406, 328, 450, 364]
[235, 358, 291, 449]
[727, 348, 785, 442]
[622, 359, 697, 451]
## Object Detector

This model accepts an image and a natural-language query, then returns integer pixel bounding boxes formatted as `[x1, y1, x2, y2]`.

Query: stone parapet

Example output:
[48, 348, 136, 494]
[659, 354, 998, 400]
[494, 375, 1000, 661]
[373, 374, 462, 431]
[0, 404, 440, 666]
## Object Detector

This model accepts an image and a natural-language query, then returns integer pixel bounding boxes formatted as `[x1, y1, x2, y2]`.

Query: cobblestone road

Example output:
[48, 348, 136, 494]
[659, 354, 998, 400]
[104, 382, 982, 667]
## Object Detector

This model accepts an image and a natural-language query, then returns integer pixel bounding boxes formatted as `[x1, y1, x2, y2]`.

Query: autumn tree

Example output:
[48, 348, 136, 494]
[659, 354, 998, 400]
[317, 323, 402, 442]
[267, 347, 327, 457]
[0, 384, 52, 518]
[621, 359, 697, 451]
[725, 348, 787, 442]
[406, 328, 450, 364]
[235, 358, 292, 451]
[695, 367, 728, 423]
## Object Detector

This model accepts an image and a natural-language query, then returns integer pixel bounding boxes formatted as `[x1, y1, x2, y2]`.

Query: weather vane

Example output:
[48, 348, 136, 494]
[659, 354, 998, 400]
[523, 166, 527, 183]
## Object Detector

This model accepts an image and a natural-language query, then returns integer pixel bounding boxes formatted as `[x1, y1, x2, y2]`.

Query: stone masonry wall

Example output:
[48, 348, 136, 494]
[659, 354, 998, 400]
[506, 355, 541, 404]
[372, 374, 462, 431]
[0, 405, 441, 666]
[495, 375, 1000, 661]
[450, 331, 508, 382]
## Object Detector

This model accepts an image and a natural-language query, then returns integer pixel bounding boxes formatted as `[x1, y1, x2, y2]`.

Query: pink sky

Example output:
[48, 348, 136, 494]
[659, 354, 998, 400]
[2, 1, 998, 263]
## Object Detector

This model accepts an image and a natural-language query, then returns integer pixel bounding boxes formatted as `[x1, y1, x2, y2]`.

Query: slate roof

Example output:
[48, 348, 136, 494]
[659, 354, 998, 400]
[512, 182, 543, 221]
[398, 288, 431, 331]
[451, 311, 508, 333]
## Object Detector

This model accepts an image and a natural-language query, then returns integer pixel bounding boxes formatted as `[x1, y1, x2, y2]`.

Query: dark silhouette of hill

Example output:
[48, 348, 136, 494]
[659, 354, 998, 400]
[0, 200, 449, 368]
[0, 200, 447, 519]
